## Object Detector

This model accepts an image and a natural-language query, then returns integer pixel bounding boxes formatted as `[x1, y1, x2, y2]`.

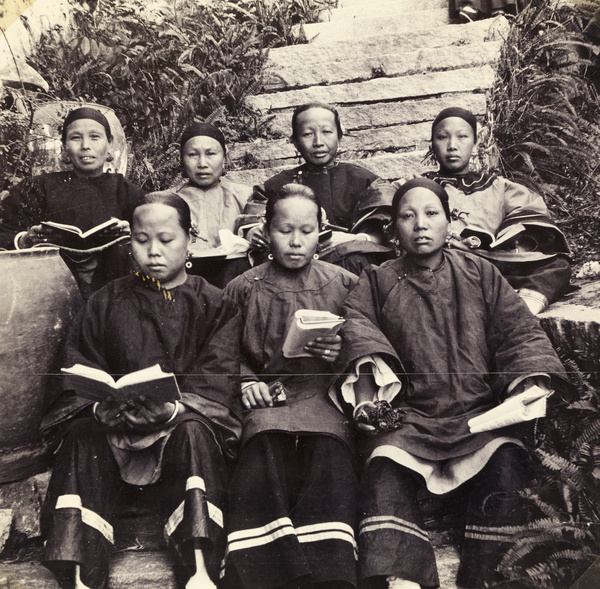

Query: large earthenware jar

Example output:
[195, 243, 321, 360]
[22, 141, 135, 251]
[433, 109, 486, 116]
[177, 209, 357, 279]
[0, 248, 81, 483]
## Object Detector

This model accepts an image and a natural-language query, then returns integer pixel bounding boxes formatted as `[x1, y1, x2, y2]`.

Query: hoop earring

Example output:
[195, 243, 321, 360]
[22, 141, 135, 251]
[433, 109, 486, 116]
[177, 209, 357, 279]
[268, 253, 274, 260]
[185, 250, 193, 269]
[106, 153, 114, 162]
[313, 253, 319, 260]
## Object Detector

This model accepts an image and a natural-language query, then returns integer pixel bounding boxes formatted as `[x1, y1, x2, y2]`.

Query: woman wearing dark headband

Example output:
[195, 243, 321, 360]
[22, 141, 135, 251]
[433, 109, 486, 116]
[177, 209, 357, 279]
[337, 178, 571, 589]
[175, 122, 251, 252]
[422, 106, 570, 314]
[0, 106, 144, 297]
[173, 122, 252, 287]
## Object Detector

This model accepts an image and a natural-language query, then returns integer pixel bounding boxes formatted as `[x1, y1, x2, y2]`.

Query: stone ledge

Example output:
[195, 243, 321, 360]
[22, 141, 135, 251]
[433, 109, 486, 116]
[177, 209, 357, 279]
[248, 66, 496, 111]
[304, 9, 451, 44]
[264, 41, 501, 91]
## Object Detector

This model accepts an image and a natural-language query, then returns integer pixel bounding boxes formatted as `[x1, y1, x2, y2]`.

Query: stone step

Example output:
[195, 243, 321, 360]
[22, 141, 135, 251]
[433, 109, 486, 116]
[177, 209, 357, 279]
[227, 150, 435, 187]
[330, 0, 448, 22]
[0, 549, 177, 589]
[248, 65, 495, 112]
[304, 9, 451, 44]
[263, 93, 487, 137]
[264, 39, 501, 91]
[270, 19, 505, 72]
[0, 544, 462, 589]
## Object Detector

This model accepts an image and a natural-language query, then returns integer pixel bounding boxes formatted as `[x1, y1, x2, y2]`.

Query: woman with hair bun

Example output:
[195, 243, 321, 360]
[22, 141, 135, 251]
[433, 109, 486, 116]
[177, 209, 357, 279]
[41, 191, 242, 589]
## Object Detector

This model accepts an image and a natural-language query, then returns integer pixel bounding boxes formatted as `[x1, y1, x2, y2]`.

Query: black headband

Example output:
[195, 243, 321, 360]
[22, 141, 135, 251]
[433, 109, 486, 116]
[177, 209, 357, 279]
[431, 107, 477, 140]
[180, 123, 227, 156]
[61, 107, 112, 143]
[392, 178, 451, 222]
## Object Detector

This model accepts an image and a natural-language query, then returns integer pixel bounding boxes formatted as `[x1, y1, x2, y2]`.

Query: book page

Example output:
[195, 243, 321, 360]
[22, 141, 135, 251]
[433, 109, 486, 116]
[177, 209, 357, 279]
[62, 364, 117, 387]
[114, 364, 172, 388]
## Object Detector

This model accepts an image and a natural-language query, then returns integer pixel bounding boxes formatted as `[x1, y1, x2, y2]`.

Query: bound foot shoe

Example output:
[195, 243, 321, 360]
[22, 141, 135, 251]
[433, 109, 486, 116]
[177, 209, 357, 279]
[458, 6, 480, 23]
[387, 577, 421, 589]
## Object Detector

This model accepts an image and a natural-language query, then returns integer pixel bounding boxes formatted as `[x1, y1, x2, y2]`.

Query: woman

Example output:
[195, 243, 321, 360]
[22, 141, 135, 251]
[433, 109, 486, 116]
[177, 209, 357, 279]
[41, 192, 241, 589]
[0, 107, 144, 297]
[174, 122, 252, 288]
[422, 106, 570, 314]
[241, 102, 395, 276]
[223, 184, 359, 589]
[337, 178, 571, 588]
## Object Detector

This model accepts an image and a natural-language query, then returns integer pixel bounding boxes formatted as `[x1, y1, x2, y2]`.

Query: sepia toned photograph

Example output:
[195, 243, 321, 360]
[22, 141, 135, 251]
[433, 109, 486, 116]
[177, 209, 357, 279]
[0, 0, 599, 587]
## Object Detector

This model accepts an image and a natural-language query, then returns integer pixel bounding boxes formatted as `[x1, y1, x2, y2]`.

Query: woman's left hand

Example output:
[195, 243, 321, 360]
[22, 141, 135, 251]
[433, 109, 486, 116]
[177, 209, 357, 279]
[122, 396, 176, 428]
[305, 334, 342, 363]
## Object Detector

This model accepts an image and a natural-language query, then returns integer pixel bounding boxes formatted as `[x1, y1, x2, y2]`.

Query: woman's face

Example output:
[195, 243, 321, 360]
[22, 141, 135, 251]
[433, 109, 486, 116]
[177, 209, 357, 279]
[131, 203, 190, 289]
[293, 107, 340, 168]
[268, 197, 320, 271]
[432, 116, 476, 176]
[182, 136, 225, 189]
[395, 187, 448, 269]
[63, 119, 111, 178]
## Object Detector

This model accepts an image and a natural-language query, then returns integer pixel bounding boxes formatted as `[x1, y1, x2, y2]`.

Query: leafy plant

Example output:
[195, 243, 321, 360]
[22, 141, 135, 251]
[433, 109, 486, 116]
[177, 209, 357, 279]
[485, 0, 600, 265]
[493, 336, 600, 588]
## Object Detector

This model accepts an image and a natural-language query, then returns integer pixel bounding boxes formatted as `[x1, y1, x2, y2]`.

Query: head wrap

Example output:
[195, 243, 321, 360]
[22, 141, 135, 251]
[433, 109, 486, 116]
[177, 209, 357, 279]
[431, 107, 477, 141]
[61, 107, 112, 143]
[180, 123, 227, 156]
[392, 178, 451, 222]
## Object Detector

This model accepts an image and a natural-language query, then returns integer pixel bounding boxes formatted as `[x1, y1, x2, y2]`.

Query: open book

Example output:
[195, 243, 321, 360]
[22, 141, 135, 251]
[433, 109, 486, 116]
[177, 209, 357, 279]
[460, 222, 528, 250]
[282, 309, 345, 358]
[468, 385, 553, 433]
[61, 363, 181, 404]
[41, 218, 123, 249]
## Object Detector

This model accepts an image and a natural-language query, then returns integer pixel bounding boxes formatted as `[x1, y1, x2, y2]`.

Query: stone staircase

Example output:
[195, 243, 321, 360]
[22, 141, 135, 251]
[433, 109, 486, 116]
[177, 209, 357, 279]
[227, 0, 510, 187]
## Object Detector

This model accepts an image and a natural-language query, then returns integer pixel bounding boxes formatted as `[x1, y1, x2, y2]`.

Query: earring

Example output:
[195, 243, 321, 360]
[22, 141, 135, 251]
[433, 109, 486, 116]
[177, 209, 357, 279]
[268, 253, 274, 260]
[313, 253, 319, 260]
[106, 153, 114, 162]
[392, 239, 402, 257]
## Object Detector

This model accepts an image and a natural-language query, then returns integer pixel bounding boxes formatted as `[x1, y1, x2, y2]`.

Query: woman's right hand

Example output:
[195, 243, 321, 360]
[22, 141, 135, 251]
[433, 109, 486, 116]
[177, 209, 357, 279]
[242, 381, 273, 409]
[247, 224, 268, 250]
[17, 225, 56, 248]
[94, 396, 127, 428]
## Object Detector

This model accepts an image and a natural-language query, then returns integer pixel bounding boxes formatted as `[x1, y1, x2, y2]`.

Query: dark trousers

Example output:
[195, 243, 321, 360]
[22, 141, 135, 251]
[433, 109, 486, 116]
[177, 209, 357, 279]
[42, 418, 227, 589]
[224, 433, 359, 589]
[359, 444, 531, 588]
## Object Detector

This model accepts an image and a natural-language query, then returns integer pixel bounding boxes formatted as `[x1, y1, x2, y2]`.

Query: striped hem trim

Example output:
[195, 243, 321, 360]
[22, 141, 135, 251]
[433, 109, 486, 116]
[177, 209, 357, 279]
[55, 494, 114, 544]
[297, 521, 358, 559]
[464, 524, 519, 543]
[227, 517, 295, 553]
[164, 476, 223, 538]
[359, 515, 429, 543]
[226, 519, 358, 558]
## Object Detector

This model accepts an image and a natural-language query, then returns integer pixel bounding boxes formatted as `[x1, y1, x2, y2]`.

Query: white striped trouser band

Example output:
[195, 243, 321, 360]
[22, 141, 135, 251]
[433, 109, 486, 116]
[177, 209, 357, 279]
[359, 515, 429, 543]
[165, 476, 223, 538]
[227, 517, 357, 557]
[464, 523, 519, 543]
[55, 494, 114, 544]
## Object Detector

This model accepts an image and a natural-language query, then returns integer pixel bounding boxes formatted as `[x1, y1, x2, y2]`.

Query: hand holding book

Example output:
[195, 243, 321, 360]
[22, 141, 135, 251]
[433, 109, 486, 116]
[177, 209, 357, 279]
[282, 309, 345, 359]
[468, 385, 553, 433]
